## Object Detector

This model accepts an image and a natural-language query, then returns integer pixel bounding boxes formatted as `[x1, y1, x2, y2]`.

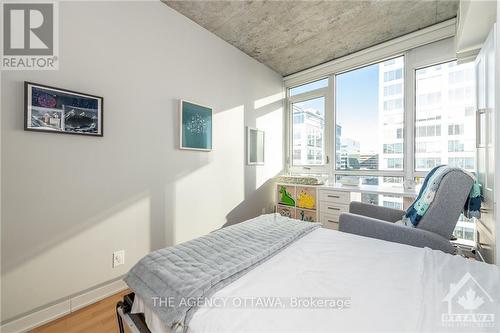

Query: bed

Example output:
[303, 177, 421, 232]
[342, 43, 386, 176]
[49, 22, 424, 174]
[117, 214, 500, 333]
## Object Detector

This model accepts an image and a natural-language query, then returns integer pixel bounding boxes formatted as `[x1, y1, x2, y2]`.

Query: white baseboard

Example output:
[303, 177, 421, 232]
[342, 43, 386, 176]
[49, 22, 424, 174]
[0, 301, 71, 333]
[0, 279, 128, 333]
[70, 279, 127, 312]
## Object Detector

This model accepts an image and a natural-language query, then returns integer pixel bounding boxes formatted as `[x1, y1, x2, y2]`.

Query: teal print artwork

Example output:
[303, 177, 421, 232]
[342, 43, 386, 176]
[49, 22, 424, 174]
[181, 101, 212, 150]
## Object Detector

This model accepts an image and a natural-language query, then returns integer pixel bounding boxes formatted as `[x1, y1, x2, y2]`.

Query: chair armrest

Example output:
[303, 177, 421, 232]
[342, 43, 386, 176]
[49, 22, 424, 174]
[338, 213, 454, 254]
[349, 201, 405, 222]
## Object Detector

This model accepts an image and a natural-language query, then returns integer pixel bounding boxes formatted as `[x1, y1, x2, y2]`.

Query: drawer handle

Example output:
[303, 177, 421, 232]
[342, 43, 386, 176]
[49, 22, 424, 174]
[327, 220, 338, 223]
[328, 207, 340, 211]
[327, 195, 340, 198]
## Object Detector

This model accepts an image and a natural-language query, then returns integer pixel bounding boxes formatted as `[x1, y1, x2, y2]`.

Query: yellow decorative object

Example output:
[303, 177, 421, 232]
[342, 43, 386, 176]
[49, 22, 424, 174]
[297, 190, 315, 209]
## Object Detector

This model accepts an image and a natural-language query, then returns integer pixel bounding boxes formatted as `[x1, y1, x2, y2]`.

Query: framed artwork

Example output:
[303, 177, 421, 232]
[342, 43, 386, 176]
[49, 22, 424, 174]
[25, 82, 103, 136]
[247, 127, 264, 165]
[179, 100, 212, 151]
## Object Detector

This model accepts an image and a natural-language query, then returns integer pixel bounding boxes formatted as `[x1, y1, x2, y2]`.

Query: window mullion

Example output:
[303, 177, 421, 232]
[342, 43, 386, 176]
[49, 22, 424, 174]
[404, 50, 416, 184]
[326, 75, 335, 178]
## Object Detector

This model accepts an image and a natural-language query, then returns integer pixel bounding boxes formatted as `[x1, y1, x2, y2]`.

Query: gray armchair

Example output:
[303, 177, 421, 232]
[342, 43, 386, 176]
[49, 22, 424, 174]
[338, 170, 474, 253]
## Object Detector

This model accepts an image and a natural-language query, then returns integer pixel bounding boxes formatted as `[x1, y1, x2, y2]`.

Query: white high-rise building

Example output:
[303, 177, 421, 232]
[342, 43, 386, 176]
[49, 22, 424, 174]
[378, 57, 405, 209]
[377, 59, 475, 213]
[414, 62, 476, 171]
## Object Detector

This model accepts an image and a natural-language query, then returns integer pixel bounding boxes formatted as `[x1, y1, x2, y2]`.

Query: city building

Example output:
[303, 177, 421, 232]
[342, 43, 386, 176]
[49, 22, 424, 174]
[292, 104, 325, 165]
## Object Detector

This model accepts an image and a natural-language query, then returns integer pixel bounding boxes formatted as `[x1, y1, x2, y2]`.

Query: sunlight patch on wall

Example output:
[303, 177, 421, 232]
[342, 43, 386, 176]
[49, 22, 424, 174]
[174, 105, 245, 244]
[254, 92, 285, 110]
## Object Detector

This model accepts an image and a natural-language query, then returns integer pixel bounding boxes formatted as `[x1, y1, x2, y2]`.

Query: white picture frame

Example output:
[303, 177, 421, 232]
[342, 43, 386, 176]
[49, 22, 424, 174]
[247, 127, 265, 165]
[179, 99, 213, 151]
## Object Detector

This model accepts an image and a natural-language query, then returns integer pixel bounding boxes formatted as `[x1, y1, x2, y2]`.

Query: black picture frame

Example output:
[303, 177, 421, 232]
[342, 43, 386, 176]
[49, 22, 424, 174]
[24, 81, 104, 136]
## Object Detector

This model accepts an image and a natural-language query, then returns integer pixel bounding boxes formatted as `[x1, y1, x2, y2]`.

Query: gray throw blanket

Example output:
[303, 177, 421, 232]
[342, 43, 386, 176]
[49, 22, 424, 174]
[124, 213, 320, 333]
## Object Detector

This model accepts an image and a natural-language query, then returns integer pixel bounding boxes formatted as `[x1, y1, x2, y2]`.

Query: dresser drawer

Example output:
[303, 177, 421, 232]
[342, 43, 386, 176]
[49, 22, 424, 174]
[320, 202, 349, 217]
[319, 190, 350, 204]
[320, 213, 340, 230]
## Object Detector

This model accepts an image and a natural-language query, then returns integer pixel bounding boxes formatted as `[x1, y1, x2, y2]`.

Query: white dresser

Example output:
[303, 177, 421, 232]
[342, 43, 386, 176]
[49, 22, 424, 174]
[317, 184, 418, 230]
[318, 189, 350, 230]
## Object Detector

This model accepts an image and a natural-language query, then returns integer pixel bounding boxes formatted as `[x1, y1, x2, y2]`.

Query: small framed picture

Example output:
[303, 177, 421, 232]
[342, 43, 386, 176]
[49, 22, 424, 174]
[179, 100, 212, 151]
[247, 127, 264, 165]
[25, 82, 103, 136]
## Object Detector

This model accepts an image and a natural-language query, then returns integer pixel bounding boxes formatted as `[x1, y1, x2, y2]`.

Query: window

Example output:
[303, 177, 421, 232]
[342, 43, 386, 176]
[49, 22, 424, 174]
[416, 141, 440, 153]
[415, 61, 475, 171]
[453, 215, 476, 242]
[449, 157, 475, 170]
[386, 158, 403, 169]
[335, 56, 404, 171]
[448, 140, 464, 152]
[294, 114, 304, 124]
[289, 78, 328, 96]
[384, 98, 403, 111]
[416, 124, 441, 137]
[396, 128, 403, 139]
[384, 83, 402, 96]
[293, 149, 301, 160]
[448, 124, 464, 135]
[383, 176, 403, 184]
[384, 68, 403, 82]
[417, 92, 442, 107]
[382, 197, 403, 210]
[286, 40, 476, 242]
[383, 143, 403, 154]
[416, 157, 441, 169]
[291, 97, 325, 166]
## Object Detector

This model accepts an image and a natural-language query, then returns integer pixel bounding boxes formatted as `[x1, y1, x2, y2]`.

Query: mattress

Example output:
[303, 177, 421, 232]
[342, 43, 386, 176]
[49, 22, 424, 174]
[131, 227, 500, 333]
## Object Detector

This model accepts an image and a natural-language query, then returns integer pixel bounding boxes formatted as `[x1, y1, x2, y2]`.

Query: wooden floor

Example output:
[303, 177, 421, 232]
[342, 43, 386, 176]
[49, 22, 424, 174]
[29, 289, 131, 333]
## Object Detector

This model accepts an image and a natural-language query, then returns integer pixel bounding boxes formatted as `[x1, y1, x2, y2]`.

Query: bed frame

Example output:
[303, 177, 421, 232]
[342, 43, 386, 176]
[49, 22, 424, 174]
[116, 292, 151, 333]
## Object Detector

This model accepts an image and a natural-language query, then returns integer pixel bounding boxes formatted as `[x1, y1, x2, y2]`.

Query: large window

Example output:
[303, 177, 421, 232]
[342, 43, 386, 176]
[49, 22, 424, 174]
[291, 96, 326, 166]
[335, 56, 404, 172]
[286, 38, 477, 243]
[287, 44, 477, 182]
[415, 61, 476, 172]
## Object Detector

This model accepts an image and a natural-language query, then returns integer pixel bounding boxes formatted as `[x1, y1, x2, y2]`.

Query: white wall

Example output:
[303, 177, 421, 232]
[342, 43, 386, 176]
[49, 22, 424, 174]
[0, 1, 284, 322]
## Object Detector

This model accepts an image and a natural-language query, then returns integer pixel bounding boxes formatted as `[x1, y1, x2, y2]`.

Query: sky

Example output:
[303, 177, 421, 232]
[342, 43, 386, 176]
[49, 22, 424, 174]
[336, 63, 380, 152]
[291, 64, 381, 154]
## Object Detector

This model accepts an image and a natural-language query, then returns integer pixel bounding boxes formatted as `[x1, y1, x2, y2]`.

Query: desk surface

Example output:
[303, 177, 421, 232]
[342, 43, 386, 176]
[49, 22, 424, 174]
[320, 183, 419, 197]
[276, 182, 419, 197]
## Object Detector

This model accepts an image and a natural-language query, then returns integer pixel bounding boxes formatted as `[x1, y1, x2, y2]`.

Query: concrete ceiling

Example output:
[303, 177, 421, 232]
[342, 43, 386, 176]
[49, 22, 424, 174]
[164, 1, 459, 76]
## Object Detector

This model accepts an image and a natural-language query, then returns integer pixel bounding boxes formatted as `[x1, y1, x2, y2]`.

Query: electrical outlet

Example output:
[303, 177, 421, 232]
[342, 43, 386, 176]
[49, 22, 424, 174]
[113, 250, 125, 268]
[261, 208, 266, 214]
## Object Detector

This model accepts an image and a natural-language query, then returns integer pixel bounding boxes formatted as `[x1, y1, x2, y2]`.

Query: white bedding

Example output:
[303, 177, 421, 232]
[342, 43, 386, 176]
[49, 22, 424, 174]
[132, 227, 500, 333]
